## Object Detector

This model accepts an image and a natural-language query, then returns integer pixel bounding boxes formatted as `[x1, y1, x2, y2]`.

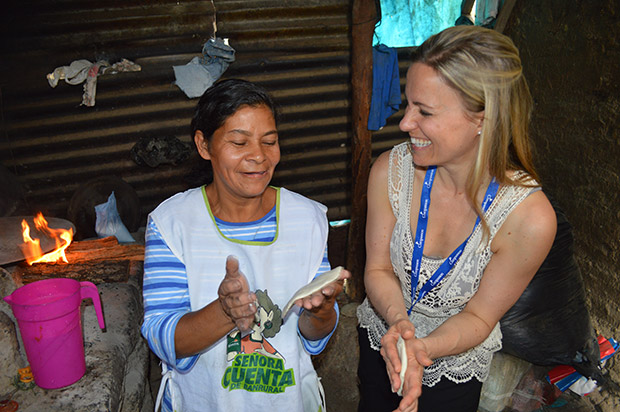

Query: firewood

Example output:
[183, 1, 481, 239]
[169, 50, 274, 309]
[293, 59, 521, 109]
[14, 236, 144, 285]
[64, 236, 145, 263]
[16, 260, 131, 284]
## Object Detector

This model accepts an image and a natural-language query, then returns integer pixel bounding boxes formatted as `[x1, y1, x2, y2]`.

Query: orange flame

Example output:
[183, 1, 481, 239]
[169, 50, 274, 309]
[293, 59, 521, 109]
[20, 212, 73, 265]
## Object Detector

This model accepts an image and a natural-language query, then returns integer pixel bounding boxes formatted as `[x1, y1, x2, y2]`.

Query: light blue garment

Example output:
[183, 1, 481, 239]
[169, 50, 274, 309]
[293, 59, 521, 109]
[373, 0, 462, 47]
[173, 37, 236, 98]
[474, 0, 505, 27]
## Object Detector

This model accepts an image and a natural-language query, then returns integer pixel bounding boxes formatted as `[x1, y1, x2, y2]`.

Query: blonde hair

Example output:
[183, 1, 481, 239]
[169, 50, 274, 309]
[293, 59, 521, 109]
[412, 25, 539, 235]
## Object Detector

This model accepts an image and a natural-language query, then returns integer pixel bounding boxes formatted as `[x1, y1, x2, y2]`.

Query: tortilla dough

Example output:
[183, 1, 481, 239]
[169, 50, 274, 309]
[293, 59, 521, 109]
[397, 335, 407, 396]
[282, 266, 344, 316]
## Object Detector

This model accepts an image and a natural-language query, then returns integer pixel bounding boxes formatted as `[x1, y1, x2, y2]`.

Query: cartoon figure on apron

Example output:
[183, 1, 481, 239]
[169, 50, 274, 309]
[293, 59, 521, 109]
[227, 289, 284, 361]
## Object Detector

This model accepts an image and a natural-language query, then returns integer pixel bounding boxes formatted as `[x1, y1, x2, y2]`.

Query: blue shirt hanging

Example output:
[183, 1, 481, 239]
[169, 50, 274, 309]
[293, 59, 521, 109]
[368, 44, 401, 131]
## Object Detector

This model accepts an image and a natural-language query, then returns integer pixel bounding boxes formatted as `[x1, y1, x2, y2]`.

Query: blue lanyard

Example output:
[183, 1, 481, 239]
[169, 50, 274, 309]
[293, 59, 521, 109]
[408, 166, 500, 314]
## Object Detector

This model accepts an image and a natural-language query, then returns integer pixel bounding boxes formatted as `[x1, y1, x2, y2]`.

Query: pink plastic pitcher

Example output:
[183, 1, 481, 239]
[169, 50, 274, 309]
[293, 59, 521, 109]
[3, 278, 105, 389]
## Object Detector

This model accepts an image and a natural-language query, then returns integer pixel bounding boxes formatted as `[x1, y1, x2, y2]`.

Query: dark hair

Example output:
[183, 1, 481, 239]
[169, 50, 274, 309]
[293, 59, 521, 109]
[190, 79, 279, 143]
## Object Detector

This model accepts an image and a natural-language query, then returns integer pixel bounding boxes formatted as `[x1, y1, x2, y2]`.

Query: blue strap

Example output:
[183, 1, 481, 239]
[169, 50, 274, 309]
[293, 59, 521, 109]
[408, 166, 500, 314]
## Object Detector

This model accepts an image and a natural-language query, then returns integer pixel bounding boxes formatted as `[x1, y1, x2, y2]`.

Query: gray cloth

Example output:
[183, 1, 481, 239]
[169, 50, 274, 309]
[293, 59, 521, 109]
[47, 58, 141, 106]
[173, 38, 236, 98]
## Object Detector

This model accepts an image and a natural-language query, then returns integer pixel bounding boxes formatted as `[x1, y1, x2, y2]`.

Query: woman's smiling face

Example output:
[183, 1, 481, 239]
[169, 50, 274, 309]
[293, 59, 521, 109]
[196, 104, 280, 201]
[399, 63, 483, 168]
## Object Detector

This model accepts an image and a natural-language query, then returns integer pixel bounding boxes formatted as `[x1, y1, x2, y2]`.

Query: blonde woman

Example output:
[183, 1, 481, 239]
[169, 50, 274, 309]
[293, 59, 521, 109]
[357, 25, 556, 412]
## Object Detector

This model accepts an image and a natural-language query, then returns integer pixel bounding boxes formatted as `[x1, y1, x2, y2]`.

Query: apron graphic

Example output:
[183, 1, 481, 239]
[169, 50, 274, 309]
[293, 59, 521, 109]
[223, 290, 294, 393]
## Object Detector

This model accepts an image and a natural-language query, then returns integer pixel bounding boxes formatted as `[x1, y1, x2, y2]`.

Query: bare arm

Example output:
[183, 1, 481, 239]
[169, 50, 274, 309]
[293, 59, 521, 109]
[364, 151, 427, 412]
[174, 256, 257, 357]
[364, 151, 409, 327]
[418, 190, 557, 359]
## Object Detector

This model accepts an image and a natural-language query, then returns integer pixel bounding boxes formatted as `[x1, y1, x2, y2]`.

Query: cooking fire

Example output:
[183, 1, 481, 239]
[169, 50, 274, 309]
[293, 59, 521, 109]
[19, 212, 74, 265]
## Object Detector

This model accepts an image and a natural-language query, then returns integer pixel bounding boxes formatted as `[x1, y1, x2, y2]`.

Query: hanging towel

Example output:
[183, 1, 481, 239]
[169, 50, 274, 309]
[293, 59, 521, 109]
[368, 44, 401, 131]
[475, 0, 504, 27]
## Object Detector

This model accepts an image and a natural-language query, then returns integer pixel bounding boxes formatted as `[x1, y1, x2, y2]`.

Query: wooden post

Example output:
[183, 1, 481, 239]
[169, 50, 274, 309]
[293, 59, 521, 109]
[347, 0, 376, 301]
[461, 0, 476, 16]
[494, 0, 518, 33]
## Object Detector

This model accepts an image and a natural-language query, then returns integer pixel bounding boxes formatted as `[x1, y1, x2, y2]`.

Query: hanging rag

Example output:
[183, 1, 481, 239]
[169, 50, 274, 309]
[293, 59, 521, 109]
[47, 59, 95, 87]
[173, 37, 236, 99]
[46, 58, 141, 107]
[368, 45, 401, 131]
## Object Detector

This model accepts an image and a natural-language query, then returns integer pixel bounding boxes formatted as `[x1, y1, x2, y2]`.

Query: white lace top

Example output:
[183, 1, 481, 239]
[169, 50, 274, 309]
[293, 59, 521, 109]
[357, 142, 540, 387]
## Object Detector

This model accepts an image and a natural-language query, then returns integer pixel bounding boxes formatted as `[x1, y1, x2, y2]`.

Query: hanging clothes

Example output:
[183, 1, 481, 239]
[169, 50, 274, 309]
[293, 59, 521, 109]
[46, 58, 141, 107]
[474, 0, 505, 27]
[373, 0, 462, 48]
[368, 44, 401, 131]
[173, 37, 236, 99]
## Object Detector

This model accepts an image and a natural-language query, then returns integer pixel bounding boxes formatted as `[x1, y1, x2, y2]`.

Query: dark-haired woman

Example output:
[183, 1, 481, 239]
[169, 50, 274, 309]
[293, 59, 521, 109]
[142, 79, 349, 412]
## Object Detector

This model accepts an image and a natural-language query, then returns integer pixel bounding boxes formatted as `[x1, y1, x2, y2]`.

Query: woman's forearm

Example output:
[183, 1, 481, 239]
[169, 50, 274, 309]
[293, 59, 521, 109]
[365, 268, 409, 327]
[174, 299, 235, 358]
[298, 305, 337, 341]
[418, 309, 494, 360]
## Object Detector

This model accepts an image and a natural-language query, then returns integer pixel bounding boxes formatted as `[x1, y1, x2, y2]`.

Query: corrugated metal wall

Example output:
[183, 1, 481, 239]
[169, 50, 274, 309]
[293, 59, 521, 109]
[0, 0, 409, 234]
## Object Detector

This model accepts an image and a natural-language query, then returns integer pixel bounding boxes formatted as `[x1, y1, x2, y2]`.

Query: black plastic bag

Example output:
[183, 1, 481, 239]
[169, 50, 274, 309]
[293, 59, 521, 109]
[499, 196, 602, 381]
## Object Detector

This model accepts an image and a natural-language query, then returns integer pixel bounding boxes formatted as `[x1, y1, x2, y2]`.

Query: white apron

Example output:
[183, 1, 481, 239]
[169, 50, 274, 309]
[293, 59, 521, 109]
[151, 186, 328, 412]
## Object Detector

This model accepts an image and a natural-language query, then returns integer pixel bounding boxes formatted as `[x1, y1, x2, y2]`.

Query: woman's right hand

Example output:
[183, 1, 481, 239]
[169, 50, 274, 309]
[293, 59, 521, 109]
[217, 255, 257, 333]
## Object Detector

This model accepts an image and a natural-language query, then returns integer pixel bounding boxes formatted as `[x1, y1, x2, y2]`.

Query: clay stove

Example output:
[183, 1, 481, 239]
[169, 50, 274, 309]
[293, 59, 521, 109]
[0, 232, 152, 412]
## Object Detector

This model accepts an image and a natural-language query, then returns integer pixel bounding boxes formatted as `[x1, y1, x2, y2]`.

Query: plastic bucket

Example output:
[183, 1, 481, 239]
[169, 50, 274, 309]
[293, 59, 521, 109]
[3, 278, 105, 389]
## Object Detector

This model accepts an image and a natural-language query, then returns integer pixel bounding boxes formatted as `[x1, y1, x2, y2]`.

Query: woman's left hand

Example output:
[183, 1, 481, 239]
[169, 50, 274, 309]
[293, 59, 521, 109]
[397, 337, 432, 412]
[296, 269, 351, 341]
[297, 269, 350, 314]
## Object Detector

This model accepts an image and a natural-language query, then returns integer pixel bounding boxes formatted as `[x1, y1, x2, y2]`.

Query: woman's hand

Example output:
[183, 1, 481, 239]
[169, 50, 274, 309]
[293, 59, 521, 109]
[381, 319, 432, 412]
[217, 255, 257, 333]
[297, 269, 351, 314]
[297, 269, 351, 341]
[176, 256, 257, 357]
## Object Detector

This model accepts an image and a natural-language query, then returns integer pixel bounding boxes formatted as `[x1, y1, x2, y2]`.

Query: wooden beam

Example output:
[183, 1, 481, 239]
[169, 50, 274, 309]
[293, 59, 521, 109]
[494, 0, 518, 33]
[461, 0, 476, 15]
[347, 0, 376, 301]
[16, 260, 132, 284]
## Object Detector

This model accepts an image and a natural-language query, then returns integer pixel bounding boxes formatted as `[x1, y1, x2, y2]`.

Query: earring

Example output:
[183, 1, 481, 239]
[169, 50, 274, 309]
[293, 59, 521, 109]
[477, 131, 481, 136]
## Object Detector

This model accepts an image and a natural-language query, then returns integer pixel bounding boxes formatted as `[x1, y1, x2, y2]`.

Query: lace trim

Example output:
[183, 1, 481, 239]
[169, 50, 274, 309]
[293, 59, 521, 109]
[357, 142, 538, 386]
